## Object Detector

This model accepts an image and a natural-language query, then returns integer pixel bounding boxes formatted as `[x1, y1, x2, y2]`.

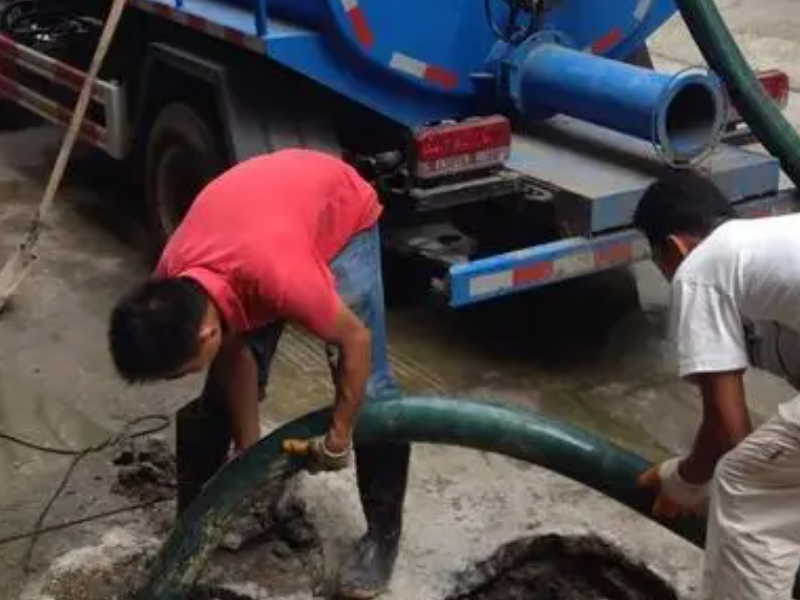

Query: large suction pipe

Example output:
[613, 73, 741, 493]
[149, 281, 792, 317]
[137, 396, 708, 600]
[503, 34, 726, 164]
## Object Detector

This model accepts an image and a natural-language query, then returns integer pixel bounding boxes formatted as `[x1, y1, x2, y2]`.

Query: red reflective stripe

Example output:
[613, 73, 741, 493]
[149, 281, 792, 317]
[0, 76, 20, 100]
[0, 35, 19, 57]
[186, 14, 206, 31]
[54, 63, 84, 89]
[153, 3, 172, 18]
[81, 121, 103, 144]
[513, 262, 554, 286]
[347, 7, 374, 48]
[591, 28, 623, 54]
[54, 103, 71, 125]
[224, 28, 244, 44]
[0, 54, 17, 77]
[53, 102, 102, 144]
[594, 242, 632, 267]
[424, 64, 458, 90]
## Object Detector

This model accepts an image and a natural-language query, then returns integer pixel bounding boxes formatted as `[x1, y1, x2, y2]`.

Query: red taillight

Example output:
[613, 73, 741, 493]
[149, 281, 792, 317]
[414, 115, 511, 179]
[758, 69, 790, 109]
[728, 69, 790, 123]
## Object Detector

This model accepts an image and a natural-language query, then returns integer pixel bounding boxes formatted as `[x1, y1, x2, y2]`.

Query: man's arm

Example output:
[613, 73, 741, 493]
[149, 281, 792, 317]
[207, 334, 261, 454]
[324, 303, 372, 453]
[679, 369, 752, 483]
[639, 369, 752, 517]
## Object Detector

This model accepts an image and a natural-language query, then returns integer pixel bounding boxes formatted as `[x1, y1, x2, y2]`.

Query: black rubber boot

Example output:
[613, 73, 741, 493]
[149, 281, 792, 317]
[337, 441, 410, 599]
[175, 395, 231, 514]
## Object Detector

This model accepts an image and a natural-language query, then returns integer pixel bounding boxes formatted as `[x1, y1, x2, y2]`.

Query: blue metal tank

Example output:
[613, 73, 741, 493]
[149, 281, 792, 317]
[221, 0, 722, 159]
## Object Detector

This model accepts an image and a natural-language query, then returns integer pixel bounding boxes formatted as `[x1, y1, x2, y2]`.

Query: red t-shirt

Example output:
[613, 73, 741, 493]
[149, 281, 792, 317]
[155, 150, 381, 339]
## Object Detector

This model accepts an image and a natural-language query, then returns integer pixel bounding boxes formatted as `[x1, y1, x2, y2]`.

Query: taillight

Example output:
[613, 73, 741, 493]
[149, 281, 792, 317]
[758, 69, 790, 109]
[728, 69, 790, 123]
[413, 115, 511, 179]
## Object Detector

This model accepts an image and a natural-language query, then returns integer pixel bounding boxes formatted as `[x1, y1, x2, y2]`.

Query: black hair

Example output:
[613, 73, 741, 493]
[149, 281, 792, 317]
[633, 172, 735, 249]
[109, 277, 208, 383]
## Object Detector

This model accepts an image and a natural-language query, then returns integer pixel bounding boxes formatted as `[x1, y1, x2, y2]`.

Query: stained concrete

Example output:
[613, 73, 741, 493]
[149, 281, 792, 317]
[0, 128, 708, 600]
[0, 130, 708, 600]
[1, 1, 799, 597]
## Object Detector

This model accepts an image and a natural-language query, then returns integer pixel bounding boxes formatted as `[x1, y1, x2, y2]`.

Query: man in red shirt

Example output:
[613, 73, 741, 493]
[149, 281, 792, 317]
[109, 149, 408, 599]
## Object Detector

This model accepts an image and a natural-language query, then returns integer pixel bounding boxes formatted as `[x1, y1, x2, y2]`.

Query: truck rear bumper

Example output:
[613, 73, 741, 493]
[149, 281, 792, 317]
[448, 189, 800, 307]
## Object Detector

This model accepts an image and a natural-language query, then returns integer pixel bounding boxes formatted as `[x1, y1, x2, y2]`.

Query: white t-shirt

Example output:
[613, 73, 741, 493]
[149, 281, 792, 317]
[669, 214, 800, 422]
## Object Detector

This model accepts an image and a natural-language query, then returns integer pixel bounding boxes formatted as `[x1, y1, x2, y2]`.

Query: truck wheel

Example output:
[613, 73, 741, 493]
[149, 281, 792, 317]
[145, 102, 225, 246]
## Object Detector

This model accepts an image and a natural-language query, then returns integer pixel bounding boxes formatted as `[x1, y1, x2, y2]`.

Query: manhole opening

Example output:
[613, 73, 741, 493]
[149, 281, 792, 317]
[445, 534, 678, 600]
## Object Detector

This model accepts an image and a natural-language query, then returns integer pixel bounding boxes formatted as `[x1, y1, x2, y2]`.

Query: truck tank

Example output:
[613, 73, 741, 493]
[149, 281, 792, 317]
[224, 0, 723, 162]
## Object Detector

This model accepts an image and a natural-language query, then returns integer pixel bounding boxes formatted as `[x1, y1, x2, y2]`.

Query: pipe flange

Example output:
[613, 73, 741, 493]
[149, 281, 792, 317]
[651, 66, 727, 167]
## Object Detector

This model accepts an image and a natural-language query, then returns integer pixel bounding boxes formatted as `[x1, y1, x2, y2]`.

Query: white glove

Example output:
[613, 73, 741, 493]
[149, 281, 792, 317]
[658, 457, 709, 510]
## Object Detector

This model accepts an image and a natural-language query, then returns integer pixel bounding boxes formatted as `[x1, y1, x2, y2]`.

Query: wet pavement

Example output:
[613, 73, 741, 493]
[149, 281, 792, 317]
[0, 123, 781, 600]
[1, 2, 800, 596]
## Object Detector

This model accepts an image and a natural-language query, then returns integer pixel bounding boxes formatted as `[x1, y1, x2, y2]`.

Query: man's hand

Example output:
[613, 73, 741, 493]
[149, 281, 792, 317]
[638, 370, 750, 519]
[637, 457, 708, 518]
[283, 435, 352, 473]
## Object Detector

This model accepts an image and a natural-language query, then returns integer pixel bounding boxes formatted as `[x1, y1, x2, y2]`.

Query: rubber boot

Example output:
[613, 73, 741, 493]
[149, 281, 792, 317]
[175, 395, 231, 514]
[337, 441, 410, 599]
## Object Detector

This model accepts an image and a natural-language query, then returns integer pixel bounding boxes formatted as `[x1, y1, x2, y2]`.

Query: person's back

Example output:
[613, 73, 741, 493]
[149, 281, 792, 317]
[111, 149, 408, 599]
[674, 214, 800, 334]
[156, 149, 381, 336]
[634, 174, 800, 600]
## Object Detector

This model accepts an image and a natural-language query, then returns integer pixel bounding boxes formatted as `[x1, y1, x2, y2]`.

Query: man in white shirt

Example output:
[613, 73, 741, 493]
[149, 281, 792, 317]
[632, 173, 800, 599]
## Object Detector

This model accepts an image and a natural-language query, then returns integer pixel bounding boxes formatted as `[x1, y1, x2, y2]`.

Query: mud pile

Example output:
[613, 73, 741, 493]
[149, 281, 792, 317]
[35, 441, 326, 599]
[447, 534, 677, 600]
[112, 437, 176, 502]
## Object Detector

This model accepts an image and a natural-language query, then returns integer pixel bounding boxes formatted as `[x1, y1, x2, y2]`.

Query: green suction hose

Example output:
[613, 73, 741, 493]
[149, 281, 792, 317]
[675, 0, 800, 186]
[136, 396, 706, 600]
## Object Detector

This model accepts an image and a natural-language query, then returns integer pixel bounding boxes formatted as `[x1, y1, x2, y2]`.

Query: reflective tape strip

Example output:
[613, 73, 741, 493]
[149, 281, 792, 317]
[470, 271, 514, 298]
[461, 235, 647, 302]
[339, 0, 374, 47]
[554, 251, 595, 278]
[0, 35, 19, 58]
[390, 52, 427, 78]
[591, 28, 623, 54]
[588, 0, 652, 54]
[425, 64, 458, 89]
[594, 241, 633, 269]
[0, 72, 105, 146]
[390, 52, 458, 89]
[513, 261, 554, 286]
[633, 0, 653, 22]
[0, 34, 104, 101]
[129, 0, 264, 54]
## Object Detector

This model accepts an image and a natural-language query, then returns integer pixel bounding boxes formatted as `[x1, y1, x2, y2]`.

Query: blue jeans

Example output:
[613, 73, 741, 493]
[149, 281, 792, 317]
[250, 226, 410, 556]
[247, 225, 400, 401]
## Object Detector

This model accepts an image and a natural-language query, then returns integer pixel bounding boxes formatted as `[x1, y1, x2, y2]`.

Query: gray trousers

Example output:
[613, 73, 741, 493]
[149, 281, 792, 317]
[703, 321, 800, 599]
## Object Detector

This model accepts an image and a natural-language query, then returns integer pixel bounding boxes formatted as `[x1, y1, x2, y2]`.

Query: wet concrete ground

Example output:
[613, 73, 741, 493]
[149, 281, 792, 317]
[2, 2, 800, 597]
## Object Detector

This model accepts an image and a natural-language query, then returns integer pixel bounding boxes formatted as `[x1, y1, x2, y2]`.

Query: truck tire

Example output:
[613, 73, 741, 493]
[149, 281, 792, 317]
[145, 102, 225, 246]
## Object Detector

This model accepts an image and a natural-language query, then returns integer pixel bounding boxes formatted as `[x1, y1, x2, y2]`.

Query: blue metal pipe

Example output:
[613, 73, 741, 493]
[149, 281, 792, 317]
[505, 37, 725, 163]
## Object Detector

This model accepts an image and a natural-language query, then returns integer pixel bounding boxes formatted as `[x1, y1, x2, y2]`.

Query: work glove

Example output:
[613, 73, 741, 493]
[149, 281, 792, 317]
[282, 435, 352, 474]
[637, 457, 708, 519]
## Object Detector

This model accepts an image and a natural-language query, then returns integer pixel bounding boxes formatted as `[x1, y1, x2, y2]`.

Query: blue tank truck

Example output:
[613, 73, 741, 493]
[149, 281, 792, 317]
[0, 0, 794, 308]
[2, 2, 797, 597]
